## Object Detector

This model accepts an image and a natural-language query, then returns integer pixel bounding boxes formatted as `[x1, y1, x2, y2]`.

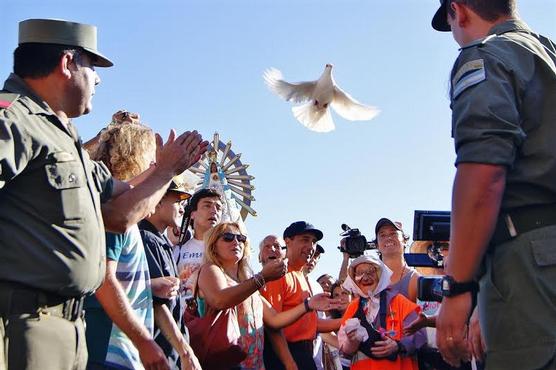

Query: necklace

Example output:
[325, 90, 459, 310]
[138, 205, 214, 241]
[394, 265, 409, 284]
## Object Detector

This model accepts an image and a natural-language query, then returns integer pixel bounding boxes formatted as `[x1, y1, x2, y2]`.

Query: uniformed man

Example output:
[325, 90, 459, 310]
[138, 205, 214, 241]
[0, 19, 207, 370]
[431, 2, 556, 370]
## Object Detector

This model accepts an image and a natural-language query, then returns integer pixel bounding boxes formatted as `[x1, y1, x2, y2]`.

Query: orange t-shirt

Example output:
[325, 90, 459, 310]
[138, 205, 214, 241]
[261, 269, 317, 342]
[341, 295, 420, 370]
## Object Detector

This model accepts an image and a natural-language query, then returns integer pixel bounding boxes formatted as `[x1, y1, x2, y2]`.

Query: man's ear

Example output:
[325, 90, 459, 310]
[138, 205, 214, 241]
[59, 51, 74, 79]
[451, 1, 470, 28]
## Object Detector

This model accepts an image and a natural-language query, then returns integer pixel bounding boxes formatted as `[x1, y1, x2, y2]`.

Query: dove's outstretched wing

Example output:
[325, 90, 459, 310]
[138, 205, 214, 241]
[292, 102, 335, 133]
[331, 85, 380, 121]
[263, 68, 317, 103]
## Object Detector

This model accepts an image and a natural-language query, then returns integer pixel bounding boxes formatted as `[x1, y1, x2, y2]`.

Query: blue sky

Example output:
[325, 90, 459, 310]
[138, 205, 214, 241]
[2, 0, 555, 279]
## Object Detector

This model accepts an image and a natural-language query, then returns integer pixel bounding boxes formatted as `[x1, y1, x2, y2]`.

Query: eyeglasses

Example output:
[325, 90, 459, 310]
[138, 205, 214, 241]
[354, 267, 378, 278]
[220, 232, 247, 243]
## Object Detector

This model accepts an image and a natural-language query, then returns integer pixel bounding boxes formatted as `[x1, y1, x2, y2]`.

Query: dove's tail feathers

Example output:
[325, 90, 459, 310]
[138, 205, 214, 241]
[331, 86, 381, 122]
[263, 68, 316, 104]
[292, 102, 335, 133]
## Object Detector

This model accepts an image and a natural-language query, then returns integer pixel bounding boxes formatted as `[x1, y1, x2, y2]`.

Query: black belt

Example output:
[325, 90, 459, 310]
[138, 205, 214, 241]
[491, 203, 556, 246]
[0, 281, 84, 321]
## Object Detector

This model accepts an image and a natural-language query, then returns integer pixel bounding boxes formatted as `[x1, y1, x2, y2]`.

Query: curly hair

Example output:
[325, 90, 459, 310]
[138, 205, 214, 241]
[91, 122, 155, 181]
[203, 222, 252, 282]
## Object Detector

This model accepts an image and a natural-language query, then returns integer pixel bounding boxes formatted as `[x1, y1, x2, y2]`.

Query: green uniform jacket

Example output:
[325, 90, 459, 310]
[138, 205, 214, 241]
[450, 19, 556, 211]
[0, 73, 113, 297]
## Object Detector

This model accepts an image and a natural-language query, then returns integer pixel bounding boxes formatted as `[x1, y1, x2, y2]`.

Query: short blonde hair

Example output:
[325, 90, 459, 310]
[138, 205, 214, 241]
[203, 222, 252, 282]
[91, 123, 155, 181]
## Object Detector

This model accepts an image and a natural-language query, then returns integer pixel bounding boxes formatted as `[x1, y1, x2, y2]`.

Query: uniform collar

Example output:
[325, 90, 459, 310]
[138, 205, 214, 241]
[488, 19, 531, 37]
[3, 73, 57, 116]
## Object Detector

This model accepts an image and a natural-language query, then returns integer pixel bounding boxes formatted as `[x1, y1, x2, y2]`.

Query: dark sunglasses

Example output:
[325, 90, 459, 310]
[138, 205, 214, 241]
[220, 232, 247, 243]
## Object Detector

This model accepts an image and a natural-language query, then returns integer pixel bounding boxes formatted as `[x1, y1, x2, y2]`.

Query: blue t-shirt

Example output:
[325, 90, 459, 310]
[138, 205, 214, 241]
[85, 225, 154, 369]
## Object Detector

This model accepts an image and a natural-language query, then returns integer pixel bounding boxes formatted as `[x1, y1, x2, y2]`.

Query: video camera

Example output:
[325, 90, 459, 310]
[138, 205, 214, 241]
[406, 210, 451, 302]
[338, 224, 374, 258]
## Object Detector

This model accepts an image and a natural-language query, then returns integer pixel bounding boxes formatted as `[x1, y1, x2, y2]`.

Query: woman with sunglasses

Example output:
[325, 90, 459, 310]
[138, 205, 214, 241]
[338, 254, 426, 370]
[195, 222, 337, 370]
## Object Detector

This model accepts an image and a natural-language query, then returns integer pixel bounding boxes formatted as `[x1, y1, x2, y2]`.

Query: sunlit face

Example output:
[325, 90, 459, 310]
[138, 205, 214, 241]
[215, 226, 246, 265]
[191, 197, 223, 233]
[305, 252, 321, 274]
[286, 233, 317, 268]
[317, 274, 335, 293]
[377, 225, 405, 257]
[353, 263, 380, 293]
[259, 235, 285, 265]
[332, 285, 351, 308]
[158, 192, 186, 229]
[66, 51, 100, 117]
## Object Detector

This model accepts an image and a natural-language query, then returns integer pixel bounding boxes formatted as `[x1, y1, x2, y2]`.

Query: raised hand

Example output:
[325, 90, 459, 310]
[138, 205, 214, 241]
[111, 110, 140, 125]
[261, 257, 288, 282]
[308, 293, 342, 311]
[403, 312, 429, 336]
[155, 130, 209, 177]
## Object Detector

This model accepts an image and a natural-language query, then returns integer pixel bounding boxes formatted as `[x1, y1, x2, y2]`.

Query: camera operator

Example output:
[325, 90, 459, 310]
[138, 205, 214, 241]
[375, 218, 420, 303]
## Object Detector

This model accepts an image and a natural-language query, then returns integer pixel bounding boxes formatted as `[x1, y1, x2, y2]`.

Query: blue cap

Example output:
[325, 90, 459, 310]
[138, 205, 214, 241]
[283, 221, 323, 241]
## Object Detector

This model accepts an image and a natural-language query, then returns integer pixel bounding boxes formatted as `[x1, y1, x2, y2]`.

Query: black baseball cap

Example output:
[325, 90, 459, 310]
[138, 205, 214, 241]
[283, 221, 323, 241]
[432, 0, 451, 32]
[315, 243, 325, 254]
[374, 218, 404, 236]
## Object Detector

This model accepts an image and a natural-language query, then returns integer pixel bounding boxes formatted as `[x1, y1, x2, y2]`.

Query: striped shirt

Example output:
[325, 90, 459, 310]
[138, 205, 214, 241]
[85, 225, 154, 370]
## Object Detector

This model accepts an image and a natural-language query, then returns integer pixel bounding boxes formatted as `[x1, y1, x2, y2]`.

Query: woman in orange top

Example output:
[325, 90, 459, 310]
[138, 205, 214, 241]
[338, 254, 426, 370]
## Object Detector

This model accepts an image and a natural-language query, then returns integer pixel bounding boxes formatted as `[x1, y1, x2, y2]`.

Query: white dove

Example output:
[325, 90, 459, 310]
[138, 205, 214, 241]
[263, 64, 379, 133]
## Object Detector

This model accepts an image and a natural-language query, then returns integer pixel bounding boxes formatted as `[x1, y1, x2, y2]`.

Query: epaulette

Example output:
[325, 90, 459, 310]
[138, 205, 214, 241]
[0, 92, 20, 110]
[460, 34, 497, 50]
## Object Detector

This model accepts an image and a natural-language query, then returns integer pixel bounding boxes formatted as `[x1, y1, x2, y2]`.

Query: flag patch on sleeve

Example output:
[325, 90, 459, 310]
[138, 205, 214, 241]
[452, 59, 486, 99]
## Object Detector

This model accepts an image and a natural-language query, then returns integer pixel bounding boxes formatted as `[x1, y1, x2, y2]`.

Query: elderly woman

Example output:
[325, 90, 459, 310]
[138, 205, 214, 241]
[196, 222, 336, 370]
[338, 254, 426, 370]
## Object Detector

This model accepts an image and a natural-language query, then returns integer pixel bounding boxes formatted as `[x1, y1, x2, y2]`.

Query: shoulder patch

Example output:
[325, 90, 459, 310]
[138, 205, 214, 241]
[0, 93, 20, 110]
[452, 59, 486, 99]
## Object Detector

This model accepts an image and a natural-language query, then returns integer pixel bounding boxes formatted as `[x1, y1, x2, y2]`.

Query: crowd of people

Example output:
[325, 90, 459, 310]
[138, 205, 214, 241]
[1, 0, 556, 370]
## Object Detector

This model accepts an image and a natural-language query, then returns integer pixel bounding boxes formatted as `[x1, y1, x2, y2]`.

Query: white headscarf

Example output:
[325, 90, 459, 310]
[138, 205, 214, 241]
[342, 252, 393, 323]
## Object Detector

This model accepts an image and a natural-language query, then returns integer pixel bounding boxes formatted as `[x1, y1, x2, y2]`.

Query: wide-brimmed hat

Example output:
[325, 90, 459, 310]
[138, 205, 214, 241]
[19, 18, 113, 67]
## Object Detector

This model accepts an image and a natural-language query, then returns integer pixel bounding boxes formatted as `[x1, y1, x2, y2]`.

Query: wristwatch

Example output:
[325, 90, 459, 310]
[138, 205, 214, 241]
[441, 275, 479, 297]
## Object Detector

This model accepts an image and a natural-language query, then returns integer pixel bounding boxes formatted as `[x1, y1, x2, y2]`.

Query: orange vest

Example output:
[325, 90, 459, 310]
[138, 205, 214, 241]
[341, 295, 420, 370]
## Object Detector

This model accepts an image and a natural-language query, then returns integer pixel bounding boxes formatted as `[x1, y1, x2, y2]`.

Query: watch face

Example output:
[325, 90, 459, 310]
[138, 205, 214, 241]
[442, 278, 450, 291]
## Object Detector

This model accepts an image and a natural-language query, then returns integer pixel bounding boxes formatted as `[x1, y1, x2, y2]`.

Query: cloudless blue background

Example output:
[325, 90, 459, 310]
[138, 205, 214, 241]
[2, 0, 555, 278]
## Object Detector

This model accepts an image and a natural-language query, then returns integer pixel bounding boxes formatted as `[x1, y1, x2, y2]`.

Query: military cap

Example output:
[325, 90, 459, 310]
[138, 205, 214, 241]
[432, 0, 451, 32]
[19, 18, 113, 67]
